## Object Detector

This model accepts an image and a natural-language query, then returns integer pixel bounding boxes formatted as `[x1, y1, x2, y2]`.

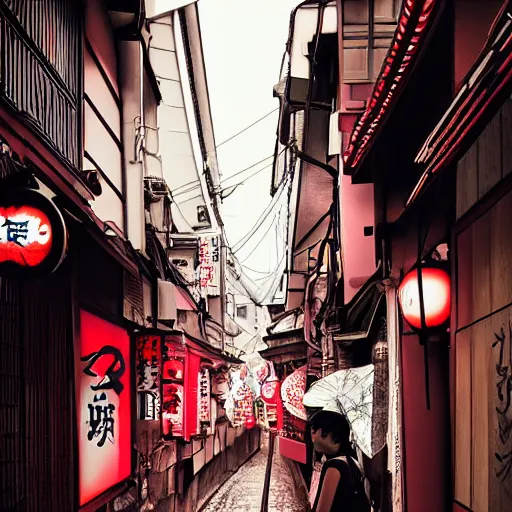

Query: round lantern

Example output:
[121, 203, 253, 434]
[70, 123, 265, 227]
[398, 266, 451, 330]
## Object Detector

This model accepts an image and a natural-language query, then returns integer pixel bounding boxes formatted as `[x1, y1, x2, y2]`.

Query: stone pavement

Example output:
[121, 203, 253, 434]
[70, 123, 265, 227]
[202, 436, 309, 512]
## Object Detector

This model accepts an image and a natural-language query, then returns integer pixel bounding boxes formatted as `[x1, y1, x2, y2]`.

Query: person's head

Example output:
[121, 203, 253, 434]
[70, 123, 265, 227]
[310, 410, 351, 455]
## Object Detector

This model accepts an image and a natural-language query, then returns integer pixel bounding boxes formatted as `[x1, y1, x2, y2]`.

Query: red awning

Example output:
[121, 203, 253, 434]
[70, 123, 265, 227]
[408, 1, 512, 206]
[343, 0, 442, 172]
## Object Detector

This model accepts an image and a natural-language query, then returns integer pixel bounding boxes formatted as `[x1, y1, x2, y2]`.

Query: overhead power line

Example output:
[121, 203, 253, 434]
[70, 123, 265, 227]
[232, 174, 289, 254]
[173, 154, 274, 200]
[239, 215, 278, 264]
[216, 107, 279, 149]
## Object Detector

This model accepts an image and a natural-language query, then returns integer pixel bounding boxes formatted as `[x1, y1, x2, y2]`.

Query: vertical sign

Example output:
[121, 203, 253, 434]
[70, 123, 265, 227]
[198, 235, 220, 296]
[162, 356, 185, 438]
[76, 310, 131, 507]
[135, 335, 161, 420]
[198, 369, 211, 426]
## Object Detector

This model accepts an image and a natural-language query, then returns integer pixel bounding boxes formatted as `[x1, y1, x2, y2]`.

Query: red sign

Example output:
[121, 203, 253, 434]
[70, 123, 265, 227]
[163, 383, 184, 437]
[76, 310, 132, 507]
[0, 188, 67, 278]
[162, 342, 186, 438]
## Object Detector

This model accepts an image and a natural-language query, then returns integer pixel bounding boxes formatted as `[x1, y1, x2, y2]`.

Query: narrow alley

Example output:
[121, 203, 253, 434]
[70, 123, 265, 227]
[0, 1, 511, 512]
[202, 437, 309, 512]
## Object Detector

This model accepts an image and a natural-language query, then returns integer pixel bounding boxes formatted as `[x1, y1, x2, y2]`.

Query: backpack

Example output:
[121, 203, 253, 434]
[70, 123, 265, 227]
[334, 455, 372, 512]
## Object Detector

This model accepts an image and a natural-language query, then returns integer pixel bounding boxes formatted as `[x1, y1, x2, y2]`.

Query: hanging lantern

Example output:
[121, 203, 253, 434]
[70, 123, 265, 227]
[245, 416, 256, 429]
[398, 266, 451, 330]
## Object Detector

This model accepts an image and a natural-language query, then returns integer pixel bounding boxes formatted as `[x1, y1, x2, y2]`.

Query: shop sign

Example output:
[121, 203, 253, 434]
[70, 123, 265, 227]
[162, 356, 185, 437]
[198, 369, 211, 425]
[198, 235, 220, 296]
[0, 187, 67, 278]
[136, 335, 161, 421]
[76, 310, 132, 507]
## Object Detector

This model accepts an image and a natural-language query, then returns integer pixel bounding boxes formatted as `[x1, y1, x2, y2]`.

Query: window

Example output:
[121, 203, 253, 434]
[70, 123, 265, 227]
[236, 306, 247, 319]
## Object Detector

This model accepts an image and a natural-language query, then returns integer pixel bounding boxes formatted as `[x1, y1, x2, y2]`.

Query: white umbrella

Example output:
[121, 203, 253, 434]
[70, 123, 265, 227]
[303, 365, 379, 458]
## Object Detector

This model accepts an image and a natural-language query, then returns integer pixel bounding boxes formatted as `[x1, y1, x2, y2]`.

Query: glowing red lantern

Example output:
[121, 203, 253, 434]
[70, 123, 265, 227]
[398, 267, 451, 330]
[245, 416, 256, 429]
[0, 188, 67, 278]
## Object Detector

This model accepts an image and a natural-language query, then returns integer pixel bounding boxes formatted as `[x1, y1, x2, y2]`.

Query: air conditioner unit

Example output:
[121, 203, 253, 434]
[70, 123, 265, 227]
[144, 176, 168, 202]
[158, 279, 177, 321]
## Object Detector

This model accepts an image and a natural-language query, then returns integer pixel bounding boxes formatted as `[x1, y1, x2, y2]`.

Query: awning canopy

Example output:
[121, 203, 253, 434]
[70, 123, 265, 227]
[343, 0, 444, 174]
[409, 1, 512, 207]
[165, 332, 241, 367]
[329, 267, 385, 343]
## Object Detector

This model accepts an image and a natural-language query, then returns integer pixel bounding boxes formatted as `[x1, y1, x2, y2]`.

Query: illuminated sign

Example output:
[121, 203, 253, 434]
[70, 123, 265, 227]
[76, 310, 132, 507]
[0, 188, 67, 278]
[198, 235, 220, 296]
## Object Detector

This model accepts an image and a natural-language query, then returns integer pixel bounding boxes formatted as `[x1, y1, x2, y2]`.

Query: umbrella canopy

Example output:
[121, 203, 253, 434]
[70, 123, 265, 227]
[303, 364, 383, 458]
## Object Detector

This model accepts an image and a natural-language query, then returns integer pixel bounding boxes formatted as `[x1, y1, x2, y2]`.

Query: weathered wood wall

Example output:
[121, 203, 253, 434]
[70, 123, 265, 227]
[456, 99, 512, 219]
[454, 99, 512, 511]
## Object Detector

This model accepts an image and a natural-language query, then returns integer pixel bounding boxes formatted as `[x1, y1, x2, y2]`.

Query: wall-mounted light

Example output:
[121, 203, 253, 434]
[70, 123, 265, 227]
[398, 264, 451, 410]
[398, 266, 451, 330]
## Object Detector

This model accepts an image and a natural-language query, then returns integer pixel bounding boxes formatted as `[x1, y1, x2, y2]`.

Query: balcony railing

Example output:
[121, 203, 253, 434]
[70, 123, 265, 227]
[0, 0, 81, 168]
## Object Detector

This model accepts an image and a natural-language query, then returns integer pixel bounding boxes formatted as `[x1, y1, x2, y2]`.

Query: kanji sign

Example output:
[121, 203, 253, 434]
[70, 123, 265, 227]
[76, 310, 132, 507]
[136, 335, 161, 421]
[198, 235, 220, 296]
[0, 188, 67, 278]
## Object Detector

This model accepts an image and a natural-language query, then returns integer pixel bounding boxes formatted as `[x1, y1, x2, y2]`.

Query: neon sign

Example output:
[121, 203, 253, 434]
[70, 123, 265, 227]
[76, 310, 132, 507]
[0, 188, 67, 278]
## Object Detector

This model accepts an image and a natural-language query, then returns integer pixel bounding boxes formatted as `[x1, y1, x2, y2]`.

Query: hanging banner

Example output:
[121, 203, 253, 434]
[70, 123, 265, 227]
[0, 187, 67, 278]
[135, 335, 161, 420]
[76, 310, 132, 507]
[198, 235, 220, 296]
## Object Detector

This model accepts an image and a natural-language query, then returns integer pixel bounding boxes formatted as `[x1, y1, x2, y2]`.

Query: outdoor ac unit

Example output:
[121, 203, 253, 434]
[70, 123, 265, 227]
[144, 176, 168, 202]
[158, 279, 177, 321]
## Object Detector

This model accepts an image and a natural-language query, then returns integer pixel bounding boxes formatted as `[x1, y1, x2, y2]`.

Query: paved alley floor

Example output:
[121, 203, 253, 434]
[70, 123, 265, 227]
[202, 439, 309, 512]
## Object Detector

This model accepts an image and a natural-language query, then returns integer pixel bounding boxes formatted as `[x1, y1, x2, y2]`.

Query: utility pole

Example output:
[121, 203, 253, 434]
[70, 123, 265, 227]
[260, 432, 276, 512]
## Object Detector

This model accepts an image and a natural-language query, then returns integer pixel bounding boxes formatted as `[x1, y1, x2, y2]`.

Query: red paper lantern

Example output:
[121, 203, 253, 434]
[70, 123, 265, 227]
[245, 416, 256, 429]
[398, 267, 451, 329]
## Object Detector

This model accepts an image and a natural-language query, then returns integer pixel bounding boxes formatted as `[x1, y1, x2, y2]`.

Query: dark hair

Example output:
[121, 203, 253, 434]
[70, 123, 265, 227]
[310, 410, 351, 449]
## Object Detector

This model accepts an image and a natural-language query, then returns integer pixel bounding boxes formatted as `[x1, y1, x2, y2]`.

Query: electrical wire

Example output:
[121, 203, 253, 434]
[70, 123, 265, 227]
[215, 108, 279, 149]
[241, 264, 274, 275]
[173, 155, 274, 201]
[239, 215, 278, 264]
[220, 154, 274, 185]
[232, 174, 289, 254]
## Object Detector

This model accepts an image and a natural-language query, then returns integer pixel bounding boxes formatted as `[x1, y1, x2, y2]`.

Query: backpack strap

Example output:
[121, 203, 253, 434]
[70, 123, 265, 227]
[334, 455, 373, 508]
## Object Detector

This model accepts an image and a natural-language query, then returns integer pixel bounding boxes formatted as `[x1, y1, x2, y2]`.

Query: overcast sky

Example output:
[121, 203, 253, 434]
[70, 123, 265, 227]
[198, 0, 298, 280]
